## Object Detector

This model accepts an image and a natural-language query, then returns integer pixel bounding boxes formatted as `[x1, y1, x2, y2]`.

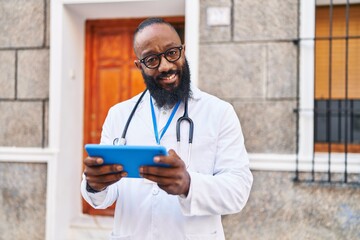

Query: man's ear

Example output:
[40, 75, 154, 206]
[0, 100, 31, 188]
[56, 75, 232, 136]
[134, 60, 142, 70]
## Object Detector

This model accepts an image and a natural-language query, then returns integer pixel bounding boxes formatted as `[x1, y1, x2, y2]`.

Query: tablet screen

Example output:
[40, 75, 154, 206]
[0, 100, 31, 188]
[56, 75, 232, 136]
[85, 144, 168, 178]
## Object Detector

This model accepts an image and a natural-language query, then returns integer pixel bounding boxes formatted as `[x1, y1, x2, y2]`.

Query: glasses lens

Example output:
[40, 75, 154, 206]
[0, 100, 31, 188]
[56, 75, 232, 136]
[144, 55, 160, 69]
[165, 47, 181, 62]
[141, 46, 182, 69]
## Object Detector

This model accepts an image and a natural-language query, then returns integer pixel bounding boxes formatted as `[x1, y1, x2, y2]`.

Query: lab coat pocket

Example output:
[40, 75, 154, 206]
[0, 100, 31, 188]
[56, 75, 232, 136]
[188, 136, 216, 174]
[109, 234, 131, 240]
[185, 232, 217, 240]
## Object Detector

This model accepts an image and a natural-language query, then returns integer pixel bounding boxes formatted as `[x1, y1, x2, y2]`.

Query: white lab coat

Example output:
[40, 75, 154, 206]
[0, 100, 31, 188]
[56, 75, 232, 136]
[81, 85, 253, 240]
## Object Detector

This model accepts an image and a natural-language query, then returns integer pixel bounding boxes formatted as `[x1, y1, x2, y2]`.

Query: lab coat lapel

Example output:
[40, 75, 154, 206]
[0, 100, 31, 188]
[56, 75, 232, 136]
[133, 92, 153, 131]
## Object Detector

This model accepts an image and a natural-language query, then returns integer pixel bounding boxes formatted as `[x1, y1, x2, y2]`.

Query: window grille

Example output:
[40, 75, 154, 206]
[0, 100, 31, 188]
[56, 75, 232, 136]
[294, 1, 360, 185]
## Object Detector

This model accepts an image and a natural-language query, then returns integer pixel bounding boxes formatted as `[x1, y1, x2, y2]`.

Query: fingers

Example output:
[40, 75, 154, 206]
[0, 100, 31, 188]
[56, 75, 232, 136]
[153, 149, 183, 168]
[86, 171, 126, 185]
[139, 149, 185, 177]
[140, 166, 177, 181]
[84, 168, 127, 191]
[142, 169, 190, 196]
[83, 156, 127, 192]
[84, 164, 124, 177]
[139, 149, 190, 196]
[141, 173, 183, 195]
[84, 156, 103, 167]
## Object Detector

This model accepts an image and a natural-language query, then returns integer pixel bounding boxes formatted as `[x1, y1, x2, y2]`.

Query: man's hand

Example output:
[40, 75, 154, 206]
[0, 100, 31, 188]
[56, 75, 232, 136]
[83, 157, 127, 192]
[139, 149, 190, 196]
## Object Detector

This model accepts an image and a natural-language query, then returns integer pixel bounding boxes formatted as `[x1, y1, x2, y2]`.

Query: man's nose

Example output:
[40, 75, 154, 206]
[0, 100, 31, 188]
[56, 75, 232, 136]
[157, 54, 173, 72]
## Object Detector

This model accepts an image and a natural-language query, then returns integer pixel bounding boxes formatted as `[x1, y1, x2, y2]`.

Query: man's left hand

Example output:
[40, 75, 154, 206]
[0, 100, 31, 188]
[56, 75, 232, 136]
[139, 149, 190, 196]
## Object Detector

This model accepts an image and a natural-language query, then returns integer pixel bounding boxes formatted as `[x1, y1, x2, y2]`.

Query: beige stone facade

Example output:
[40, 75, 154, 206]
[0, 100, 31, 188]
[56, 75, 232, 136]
[199, 0, 298, 154]
[0, 0, 49, 239]
[0, 0, 49, 148]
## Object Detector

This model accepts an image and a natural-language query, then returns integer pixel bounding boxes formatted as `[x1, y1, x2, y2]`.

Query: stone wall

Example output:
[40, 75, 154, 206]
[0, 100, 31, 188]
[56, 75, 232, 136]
[0, 1, 50, 240]
[199, 0, 298, 153]
[0, 0, 50, 148]
[0, 162, 47, 240]
[199, 1, 360, 239]
[223, 171, 360, 239]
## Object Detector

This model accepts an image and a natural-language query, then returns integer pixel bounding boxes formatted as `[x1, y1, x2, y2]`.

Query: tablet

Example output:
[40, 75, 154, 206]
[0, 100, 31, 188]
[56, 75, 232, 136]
[84, 144, 169, 178]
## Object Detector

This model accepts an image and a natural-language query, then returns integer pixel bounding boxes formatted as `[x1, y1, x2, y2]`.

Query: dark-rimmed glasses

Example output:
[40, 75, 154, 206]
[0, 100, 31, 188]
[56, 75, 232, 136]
[139, 46, 183, 69]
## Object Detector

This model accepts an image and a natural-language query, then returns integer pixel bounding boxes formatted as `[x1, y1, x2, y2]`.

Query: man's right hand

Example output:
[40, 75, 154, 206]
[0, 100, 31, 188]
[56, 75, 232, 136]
[83, 157, 127, 192]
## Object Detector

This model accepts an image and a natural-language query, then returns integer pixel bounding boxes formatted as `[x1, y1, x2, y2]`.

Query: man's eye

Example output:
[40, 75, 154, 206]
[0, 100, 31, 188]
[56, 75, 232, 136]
[145, 56, 157, 63]
[167, 50, 177, 56]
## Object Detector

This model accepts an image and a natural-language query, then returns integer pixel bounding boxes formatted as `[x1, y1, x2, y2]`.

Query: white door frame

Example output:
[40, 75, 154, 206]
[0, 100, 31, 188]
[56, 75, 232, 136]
[49, 0, 199, 239]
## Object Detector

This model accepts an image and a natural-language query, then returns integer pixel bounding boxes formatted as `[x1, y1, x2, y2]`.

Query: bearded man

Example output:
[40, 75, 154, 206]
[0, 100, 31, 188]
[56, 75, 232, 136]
[81, 17, 253, 240]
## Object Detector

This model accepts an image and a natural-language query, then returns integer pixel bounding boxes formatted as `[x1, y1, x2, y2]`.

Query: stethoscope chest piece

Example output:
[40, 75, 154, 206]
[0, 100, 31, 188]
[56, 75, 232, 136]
[113, 137, 126, 146]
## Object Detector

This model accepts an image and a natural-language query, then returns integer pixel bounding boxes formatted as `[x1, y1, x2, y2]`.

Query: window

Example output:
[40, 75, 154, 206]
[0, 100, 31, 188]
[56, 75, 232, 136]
[314, 4, 360, 153]
[295, 2, 360, 184]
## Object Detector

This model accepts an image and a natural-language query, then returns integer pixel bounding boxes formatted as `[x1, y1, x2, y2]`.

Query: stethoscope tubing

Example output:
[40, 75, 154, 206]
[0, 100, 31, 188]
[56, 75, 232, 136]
[113, 88, 194, 168]
[113, 89, 148, 146]
[176, 99, 194, 144]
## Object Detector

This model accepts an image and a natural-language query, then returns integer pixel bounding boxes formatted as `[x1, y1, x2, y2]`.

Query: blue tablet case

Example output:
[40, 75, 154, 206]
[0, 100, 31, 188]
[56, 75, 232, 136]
[84, 144, 168, 178]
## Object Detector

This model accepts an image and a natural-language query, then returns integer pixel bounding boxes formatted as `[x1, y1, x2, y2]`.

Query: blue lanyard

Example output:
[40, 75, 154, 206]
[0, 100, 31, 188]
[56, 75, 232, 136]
[150, 97, 180, 145]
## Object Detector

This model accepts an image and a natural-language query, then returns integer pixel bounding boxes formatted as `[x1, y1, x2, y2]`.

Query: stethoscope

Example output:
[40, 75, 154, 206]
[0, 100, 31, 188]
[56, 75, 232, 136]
[113, 89, 194, 167]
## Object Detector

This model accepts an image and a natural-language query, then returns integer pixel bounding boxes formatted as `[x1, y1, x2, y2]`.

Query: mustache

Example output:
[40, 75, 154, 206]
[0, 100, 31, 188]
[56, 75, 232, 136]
[156, 70, 179, 80]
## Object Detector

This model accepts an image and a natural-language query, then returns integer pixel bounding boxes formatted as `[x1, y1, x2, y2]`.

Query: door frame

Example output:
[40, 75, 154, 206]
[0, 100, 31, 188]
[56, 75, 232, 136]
[83, 17, 185, 216]
[49, 0, 198, 239]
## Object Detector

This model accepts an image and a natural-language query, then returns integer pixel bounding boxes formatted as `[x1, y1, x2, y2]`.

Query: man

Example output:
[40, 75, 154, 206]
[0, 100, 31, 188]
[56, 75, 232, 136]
[81, 18, 253, 239]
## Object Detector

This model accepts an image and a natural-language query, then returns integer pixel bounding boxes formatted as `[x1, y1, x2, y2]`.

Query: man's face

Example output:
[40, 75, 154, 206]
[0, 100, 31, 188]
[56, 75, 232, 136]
[134, 24, 185, 91]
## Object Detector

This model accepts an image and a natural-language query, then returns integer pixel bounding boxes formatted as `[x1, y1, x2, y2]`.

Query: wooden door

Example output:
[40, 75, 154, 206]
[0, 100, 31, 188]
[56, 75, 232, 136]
[83, 17, 185, 216]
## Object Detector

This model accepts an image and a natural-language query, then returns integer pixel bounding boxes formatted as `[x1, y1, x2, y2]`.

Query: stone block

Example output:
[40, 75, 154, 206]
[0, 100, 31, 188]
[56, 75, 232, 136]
[46, 0, 50, 47]
[17, 49, 49, 99]
[267, 42, 298, 99]
[234, 0, 298, 41]
[233, 100, 297, 153]
[223, 171, 360, 239]
[0, 162, 46, 240]
[0, 51, 15, 98]
[199, 43, 266, 99]
[200, 0, 232, 43]
[0, 0, 44, 48]
[0, 101, 43, 147]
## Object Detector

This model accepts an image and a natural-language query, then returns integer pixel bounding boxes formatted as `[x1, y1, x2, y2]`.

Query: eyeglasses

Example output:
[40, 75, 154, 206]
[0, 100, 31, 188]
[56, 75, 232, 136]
[139, 46, 183, 69]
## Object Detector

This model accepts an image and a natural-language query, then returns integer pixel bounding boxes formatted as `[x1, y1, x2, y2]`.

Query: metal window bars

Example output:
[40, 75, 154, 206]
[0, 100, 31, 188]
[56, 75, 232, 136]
[294, 0, 360, 185]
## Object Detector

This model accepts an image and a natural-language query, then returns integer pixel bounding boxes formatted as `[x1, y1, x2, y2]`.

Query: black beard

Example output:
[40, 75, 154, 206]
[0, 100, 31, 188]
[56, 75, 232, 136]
[142, 59, 192, 109]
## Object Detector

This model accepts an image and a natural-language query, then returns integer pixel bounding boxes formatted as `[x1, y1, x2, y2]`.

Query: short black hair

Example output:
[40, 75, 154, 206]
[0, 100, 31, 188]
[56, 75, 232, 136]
[133, 18, 179, 49]
[134, 17, 175, 35]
